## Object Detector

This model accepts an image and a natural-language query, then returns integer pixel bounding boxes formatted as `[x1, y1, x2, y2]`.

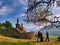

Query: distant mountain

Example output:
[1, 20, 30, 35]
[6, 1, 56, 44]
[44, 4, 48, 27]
[40, 24, 60, 36]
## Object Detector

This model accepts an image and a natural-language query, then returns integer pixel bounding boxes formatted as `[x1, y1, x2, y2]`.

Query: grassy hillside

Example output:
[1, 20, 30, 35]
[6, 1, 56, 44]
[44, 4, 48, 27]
[0, 35, 34, 45]
[0, 35, 60, 45]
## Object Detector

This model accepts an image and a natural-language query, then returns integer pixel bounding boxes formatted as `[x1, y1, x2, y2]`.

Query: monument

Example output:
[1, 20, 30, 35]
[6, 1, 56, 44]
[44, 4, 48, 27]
[16, 18, 25, 33]
[15, 18, 35, 39]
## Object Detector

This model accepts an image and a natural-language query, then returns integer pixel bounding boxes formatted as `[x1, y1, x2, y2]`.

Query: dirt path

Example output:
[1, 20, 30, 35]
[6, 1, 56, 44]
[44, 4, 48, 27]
[35, 42, 54, 45]
[33, 40, 60, 45]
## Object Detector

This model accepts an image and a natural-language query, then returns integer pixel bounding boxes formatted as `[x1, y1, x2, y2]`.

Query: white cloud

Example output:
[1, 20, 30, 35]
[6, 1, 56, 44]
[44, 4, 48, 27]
[19, 0, 27, 5]
[19, 13, 26, 17]
[23, 23, 44, 31]
[55, 14, 60, 17]
[0, 0, 27, 16]
[13, 0, 27, 5]
[0, 6, 15, 16]
[0, 6, 8, 15]
[14, 13, 26, 18]
[24, 23, 36, 29]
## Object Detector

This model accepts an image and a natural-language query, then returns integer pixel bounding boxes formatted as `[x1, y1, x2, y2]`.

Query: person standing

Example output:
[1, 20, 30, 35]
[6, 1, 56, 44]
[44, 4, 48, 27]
[40, 32, 43, 42]
[37, 31, 40, 42]
[45, 31, 49, 42]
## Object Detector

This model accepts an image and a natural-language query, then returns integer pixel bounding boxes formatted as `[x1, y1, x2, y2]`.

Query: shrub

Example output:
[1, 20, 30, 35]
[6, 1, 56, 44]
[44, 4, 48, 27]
[57, 36, 60, 41]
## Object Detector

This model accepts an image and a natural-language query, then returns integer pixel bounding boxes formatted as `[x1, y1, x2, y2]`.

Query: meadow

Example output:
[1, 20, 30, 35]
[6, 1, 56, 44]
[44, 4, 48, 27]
[0, 35, 60, 45]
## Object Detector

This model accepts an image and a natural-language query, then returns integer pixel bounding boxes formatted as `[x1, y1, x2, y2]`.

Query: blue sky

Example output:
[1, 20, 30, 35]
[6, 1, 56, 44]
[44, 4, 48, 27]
[0, 0, 27, 26]
[0, 0, 60, 32]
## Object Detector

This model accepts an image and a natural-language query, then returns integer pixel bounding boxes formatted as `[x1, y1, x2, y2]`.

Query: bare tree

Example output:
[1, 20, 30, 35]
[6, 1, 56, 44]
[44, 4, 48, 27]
[24, 0, 60, 27]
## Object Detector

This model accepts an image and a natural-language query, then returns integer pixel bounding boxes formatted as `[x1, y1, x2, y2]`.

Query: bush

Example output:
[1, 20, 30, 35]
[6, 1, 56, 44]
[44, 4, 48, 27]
[57, 36, 60, 41]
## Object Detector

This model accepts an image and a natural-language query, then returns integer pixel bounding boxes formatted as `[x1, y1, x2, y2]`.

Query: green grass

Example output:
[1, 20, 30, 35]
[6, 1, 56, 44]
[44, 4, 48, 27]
[0, 35, 34, 45]
[0, 35, 60, 45]
[0, 41, 34, 45]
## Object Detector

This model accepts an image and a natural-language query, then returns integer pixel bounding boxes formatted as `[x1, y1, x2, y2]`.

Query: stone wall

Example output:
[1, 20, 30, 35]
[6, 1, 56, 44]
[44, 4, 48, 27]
[19, 32, 35, 39]
[11, 29, 36, 39]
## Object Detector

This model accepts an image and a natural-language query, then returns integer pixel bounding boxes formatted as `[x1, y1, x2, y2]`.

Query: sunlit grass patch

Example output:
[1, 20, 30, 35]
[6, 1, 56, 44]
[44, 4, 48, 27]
[0, 41, 34, 45]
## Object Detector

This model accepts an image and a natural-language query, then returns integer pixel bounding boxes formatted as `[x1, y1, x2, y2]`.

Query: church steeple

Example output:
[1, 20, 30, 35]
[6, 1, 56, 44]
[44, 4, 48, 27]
[16, 18, 26, 33]
[17, 18, 19, 24]
[16, 18, 20, 28]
